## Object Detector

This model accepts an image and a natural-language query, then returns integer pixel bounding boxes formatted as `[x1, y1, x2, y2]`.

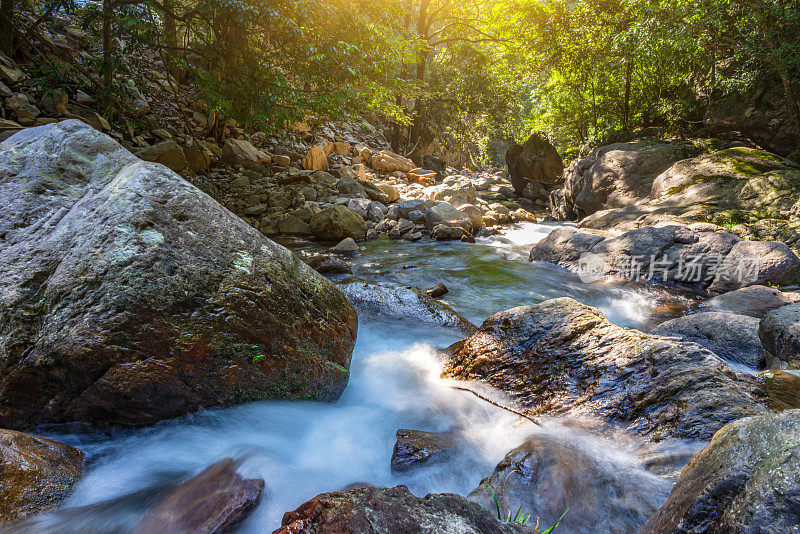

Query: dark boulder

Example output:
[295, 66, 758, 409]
[0, 121, 358, 429]
[642, 411, 800, 534]
[759, 302, 800, 369]
[442, 298, 767, 441]
[505, 133, 563, 200]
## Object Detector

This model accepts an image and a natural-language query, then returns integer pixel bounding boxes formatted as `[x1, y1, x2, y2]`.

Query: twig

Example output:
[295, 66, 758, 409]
[448, 384, 541, 425]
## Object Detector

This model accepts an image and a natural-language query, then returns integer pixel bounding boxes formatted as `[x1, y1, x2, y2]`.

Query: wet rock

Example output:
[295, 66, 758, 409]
[133, 458, 263, 534]
[759, 370, 800, 411]
[505, 133, 564, 199]
[0, 121, 357, 429]
[641, 411, 800, 534]
[759, 302, 800, 369]
[338, 279, 476, 334]
[274, 485, 531, 534]
[651, 312, 763, 368]
[137, 139, 187, 172]
[425, 283, 449, 298]
[370, 150, 415, 173]
[391, 429, 456, 473]
[442, 298, 767, 441]
[0, 430, 84, 526]
[329, 237, 360, 255]
[310, 205, 367, 241]
[469, 433, 670, 534]
[700, 285, 800, 317]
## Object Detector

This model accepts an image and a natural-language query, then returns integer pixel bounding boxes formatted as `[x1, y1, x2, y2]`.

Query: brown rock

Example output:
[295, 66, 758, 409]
[302, 145, 329, 171]
[133, 458, 263, 534]
[391, 429, 456, 473]
[0, 430, 84, 526]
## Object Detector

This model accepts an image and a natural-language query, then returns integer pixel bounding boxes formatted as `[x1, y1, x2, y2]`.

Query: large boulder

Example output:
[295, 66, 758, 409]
[0, 121, 358, 429]
[577, 147, 800, 231]
[641, 410, 800, 534]
[337, 279, 475, 334]
[370, 150, 415, 173]
[505, 133, 564, 200]
[651, 312, 764, 369]
[529, 224, 798, 292]
[133, 458, 263, 534]
[0, 430, 84, 526]
[433, 175, 478, 208]
[759, 302, 800, 369]
[309, 205, 367, 241]
[301, 145, 328, 171]
[561, 141, 700, 220]
[442, 298, 767, 441]
[700, 284, 800, 318]
[469, 433, 670, 534]
[275, 485, 532, 534]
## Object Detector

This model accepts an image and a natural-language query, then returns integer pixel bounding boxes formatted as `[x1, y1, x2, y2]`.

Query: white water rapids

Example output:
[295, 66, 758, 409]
[7, 223, 698, 533]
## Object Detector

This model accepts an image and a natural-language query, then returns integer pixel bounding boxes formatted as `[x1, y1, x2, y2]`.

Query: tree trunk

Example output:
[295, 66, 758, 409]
[622, 57, 632, 131]
[0, 0, 14, 56]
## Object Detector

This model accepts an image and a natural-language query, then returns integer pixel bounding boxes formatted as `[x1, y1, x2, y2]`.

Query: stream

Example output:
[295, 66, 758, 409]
[6, 222, 699, 533]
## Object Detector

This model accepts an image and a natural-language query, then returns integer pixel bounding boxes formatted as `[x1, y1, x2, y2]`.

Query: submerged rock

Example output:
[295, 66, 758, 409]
[0, 121, 357, 429]
[651, 312, 764, 369]
[0, 430, 84, 526]
[133, 458, 263, 534]
[337, 279, 475, 334]
[425, 283, 449, 298]
[390, 429, 457, 473]
[759, 302, 800, 369]
[274, 485, 532, 534]
[642, 411, 800, 534]
[442, 298, 767, 441]
[469, 433, 670, 534]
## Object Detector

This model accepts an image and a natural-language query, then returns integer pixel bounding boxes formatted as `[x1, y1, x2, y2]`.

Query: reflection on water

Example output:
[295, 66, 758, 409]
[7, 223, 695, 533]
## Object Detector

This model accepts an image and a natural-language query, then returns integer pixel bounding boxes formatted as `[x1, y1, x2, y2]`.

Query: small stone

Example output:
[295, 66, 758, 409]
[425, 283, 448, 298]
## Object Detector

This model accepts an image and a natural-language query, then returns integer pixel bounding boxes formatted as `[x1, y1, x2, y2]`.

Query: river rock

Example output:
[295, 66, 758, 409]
[337, 279, 476, 334]
[222, 138, 264, 167]
[329, 237, 360, 254]
[274, 485, 531, 534]
[530, 225, 798, 291]
[309, 205, 367, 241]
[0, 430, 84, 526]
[759, 370, 800, 411]
[708, 239, 800, 293]
[560, 141, 700, 220]
[425, 283, 449, 298]
[700, 285, 800, 317]
[759, 302, 800, 369]
[0, 121, 357, 429]
[433, 175, 477, 208]
[133, 458, 263, 534]
[370, 150, 415, 173]
[374, 182, 400, 203]
[432, 224, 469, 241]
[651, 312, 764, 368]
[505, 133, 564, 200]
[469, 433, 670, 534]
[390, 429, 457, 473]
[425, 202, 473, 232]
[302, 145, 328, 171]
[641, 410, 800, 534]
[442, 298, 767, 441]
[577, 147, 800, 231]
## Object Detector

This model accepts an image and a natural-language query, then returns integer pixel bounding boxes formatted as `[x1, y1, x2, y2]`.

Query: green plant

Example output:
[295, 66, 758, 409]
[486, 475, 568, 531]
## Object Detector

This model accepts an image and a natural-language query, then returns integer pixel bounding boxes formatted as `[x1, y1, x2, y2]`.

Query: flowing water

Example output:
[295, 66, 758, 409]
[7, 222, 700, 533]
